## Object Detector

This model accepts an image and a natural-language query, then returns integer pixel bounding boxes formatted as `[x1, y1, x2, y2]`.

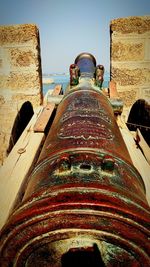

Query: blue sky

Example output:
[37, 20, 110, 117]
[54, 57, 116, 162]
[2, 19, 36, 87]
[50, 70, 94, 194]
[0, 0, 150, 73]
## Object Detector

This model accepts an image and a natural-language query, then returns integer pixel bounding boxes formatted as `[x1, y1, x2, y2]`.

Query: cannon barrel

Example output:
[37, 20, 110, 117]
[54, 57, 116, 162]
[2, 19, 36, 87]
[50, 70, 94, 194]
[0, 53, 150, 266]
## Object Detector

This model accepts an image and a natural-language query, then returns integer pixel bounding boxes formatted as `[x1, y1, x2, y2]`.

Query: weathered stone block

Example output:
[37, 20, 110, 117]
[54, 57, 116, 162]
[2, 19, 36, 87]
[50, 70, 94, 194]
[0, 132, 7, 164]
[118, 89, 137, 107]
[0, 95, 5, 105]
[0, 48, 10, 75]
[7, 72, 42, 91]
[111, 16, 150, 34]
[111, 67, 149, 86]
[110, 15, 150, 110]
[138, 87, 150, 104]
[12, 93, 42, 107]
[111, 41, 144, 61]
[0, 59, 2, 68]
[145, 39, 150, 60]
[10, 48, 38, 68]
[0, 75, 9, 88]
[0, 24, 39, 46]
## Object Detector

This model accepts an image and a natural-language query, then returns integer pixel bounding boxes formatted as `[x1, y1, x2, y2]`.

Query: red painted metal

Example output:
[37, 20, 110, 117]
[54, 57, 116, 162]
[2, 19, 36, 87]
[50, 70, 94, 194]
[0, 53, 150, 266]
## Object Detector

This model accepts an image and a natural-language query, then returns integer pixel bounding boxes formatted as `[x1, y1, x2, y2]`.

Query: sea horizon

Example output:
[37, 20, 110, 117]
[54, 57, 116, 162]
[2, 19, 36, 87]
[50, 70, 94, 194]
[42, 72, 110, 95]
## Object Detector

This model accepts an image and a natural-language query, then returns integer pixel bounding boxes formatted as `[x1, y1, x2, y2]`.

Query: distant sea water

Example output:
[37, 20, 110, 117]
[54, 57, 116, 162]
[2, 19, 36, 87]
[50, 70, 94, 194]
[42, 72, 110, 95]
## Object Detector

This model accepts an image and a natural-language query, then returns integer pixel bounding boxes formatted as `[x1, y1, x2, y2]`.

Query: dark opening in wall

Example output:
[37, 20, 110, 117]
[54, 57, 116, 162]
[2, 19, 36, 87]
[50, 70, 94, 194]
[127, 99, 150, 146]
[7, 101, 34, 154]
[61, 244, 105, 267]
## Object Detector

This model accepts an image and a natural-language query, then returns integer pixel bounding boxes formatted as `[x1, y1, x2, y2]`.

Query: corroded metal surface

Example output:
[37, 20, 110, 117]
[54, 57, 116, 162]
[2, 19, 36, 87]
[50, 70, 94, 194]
[69, 64, 80, 86]
[95, 64, 104, 88]
[0, 53, 150, 266]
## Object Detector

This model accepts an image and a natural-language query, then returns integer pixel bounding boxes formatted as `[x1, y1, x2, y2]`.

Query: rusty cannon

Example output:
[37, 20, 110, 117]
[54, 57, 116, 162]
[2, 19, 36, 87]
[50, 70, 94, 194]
[0, 53, 150, 266]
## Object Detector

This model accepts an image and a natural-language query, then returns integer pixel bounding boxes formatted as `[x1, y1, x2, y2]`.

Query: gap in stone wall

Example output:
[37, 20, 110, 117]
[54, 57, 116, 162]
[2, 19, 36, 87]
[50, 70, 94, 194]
[7, 101, 34, 154]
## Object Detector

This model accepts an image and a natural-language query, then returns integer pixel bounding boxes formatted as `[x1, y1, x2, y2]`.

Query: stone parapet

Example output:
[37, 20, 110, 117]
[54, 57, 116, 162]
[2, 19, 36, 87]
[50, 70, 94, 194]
[0, 24, 43, 164]
[110, 16, 150, 108]
[0, 24, 39, 45]
[111, 16, 150, 35]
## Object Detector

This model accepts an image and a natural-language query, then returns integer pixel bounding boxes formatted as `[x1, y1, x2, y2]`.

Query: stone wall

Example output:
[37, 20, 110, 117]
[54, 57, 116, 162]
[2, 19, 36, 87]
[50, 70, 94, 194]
[0, 24, 43, 164]
[110, 16, 150, 111]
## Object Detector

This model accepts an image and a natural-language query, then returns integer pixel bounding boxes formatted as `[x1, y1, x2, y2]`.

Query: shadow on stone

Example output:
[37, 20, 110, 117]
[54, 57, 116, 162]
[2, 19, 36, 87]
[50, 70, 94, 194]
[7, 101, 34, 154]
